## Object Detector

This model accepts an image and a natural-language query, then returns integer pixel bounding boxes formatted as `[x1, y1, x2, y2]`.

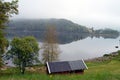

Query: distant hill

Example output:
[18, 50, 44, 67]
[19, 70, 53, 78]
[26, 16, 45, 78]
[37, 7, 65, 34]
[94, 28, 119, 39]
[5, 19, 119, 44]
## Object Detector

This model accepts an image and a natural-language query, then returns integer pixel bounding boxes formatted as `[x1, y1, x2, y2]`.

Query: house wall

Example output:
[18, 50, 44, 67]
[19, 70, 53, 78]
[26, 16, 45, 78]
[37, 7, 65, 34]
[46, 68, 84, 74]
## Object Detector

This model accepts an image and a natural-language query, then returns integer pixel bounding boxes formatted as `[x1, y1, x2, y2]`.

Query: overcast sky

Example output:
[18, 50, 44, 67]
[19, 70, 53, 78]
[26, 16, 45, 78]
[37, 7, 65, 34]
[7, 0, 120, 30]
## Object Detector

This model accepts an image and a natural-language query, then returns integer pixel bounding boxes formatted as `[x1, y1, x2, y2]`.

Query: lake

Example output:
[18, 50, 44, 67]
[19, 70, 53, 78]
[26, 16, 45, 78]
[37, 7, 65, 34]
[39, 36, 120, 61]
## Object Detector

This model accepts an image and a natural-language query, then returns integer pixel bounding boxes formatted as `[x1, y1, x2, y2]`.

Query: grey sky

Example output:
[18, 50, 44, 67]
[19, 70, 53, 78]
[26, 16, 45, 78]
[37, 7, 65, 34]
[7, 0, 120, 29]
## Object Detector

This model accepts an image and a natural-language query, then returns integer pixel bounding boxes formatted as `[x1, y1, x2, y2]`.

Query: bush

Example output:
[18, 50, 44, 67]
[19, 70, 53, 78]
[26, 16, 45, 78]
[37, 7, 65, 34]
[103, 54, 110, 57]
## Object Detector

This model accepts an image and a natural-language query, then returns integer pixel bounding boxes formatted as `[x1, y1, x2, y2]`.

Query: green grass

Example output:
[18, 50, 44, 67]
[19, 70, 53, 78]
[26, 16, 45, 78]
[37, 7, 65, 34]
[0, 60, 120, 80]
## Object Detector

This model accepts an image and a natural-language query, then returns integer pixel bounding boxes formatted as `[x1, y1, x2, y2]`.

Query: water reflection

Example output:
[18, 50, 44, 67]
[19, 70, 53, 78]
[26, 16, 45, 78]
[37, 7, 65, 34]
[6, 32, 119, 44]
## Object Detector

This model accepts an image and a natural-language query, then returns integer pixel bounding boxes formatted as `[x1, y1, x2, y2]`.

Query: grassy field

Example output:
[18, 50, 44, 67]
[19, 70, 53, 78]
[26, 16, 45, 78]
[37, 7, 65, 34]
[0, 60, 120, 80]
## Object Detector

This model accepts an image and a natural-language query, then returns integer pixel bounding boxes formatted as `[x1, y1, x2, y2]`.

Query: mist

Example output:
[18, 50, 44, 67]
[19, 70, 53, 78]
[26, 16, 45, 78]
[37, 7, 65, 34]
[7, 0, 120, 30]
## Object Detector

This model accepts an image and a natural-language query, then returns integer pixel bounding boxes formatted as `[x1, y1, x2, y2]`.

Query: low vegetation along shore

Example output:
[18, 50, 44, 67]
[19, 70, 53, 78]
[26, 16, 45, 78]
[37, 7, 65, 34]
[0, 52, 120, 80]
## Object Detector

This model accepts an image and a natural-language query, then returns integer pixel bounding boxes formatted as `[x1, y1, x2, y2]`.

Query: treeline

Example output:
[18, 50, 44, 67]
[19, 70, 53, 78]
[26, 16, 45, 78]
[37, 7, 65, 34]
[93, 28, 120, 39]
[5, 19, 120, 44]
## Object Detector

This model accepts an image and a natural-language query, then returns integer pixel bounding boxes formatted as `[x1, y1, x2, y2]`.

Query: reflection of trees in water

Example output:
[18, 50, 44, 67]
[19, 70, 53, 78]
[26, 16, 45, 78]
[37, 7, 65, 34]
[5, 32, 89, 44]
[6, 31, 119, 44]
[57, 33, 90, 44]
[92, 34, 119, 39]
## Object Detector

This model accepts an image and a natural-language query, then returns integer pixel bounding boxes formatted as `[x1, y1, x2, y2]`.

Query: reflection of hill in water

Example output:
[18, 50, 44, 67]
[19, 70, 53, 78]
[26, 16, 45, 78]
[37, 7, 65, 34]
[91, 34, 119, 39]
[6, 32, 119, 44]
[5, 32, 89, 44]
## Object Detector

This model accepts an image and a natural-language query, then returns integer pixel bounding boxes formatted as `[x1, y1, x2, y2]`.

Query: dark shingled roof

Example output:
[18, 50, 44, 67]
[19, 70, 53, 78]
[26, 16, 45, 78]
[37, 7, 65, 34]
[68, 60, 87, 70]
[48, 61, 71, 73]
[46, 59, 88, 74]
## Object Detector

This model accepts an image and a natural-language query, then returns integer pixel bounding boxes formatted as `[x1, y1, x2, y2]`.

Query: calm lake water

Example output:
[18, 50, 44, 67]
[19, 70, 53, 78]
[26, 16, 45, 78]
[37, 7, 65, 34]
[39, 36, 120, 61]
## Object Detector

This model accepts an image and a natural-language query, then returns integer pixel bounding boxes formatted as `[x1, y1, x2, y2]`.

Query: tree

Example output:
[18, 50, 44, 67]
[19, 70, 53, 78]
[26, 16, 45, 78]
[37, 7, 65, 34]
[7, 36, 39, 74]
[0, 35, 8, 67]
[42, 26, 60, 63]
[0, 0, 18, 68]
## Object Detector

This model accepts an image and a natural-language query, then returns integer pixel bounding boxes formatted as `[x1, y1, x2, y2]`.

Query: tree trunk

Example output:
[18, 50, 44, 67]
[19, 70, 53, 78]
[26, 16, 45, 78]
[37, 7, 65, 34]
[21, 61, 25, 74]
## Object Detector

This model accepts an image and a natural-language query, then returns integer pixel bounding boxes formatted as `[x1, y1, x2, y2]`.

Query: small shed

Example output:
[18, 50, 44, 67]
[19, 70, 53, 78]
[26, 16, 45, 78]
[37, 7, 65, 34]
[46, 59, 88, 74]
